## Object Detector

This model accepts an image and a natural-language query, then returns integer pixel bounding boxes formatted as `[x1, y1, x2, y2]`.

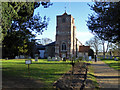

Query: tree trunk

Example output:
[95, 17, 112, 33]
[102, 41, 105, 59]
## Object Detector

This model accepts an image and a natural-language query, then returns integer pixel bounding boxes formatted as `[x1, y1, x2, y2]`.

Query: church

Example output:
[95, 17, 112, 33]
[36, 12, 90, 59]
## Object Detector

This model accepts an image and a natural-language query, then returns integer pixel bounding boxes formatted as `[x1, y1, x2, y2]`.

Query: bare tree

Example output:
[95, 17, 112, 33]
[85, 36, 102, 55]
[37, 38, 52, 45]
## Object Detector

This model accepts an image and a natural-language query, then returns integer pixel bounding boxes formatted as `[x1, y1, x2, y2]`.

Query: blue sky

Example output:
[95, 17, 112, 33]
[34, 2, 95, 45]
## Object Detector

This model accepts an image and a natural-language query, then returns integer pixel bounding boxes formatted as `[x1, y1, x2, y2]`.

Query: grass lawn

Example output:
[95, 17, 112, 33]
[2, 59, 72, 87]
[101, 59, 120, 71]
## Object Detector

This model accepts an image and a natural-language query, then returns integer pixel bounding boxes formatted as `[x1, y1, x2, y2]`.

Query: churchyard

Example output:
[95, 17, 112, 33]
[1, 57, 98, 88]
[2, 59, 72, 87]
[2, 55, 120, 89]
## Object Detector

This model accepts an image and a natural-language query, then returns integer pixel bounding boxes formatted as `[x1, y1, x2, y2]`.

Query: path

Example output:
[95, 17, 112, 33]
[91, 60, 120, 89]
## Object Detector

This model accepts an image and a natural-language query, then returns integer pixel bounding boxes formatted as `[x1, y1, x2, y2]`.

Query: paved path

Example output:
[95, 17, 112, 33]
[91, 60, 120, 89]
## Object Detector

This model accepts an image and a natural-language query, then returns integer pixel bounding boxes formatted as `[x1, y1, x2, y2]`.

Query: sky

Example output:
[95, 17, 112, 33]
[34, 2, 95, 45]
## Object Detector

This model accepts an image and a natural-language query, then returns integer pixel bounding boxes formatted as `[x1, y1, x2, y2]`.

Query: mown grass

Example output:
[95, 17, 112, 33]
[101, 59, 120, 71]
[2, 59, 72, 87]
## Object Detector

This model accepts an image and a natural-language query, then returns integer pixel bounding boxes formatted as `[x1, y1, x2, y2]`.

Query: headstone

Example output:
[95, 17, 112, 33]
[86, 56, 88, 61]
[15, 56, 18, 59]
[55, 57, 58, 60]
[57, 56, 61, 61]
[52, 57, 55, 61]
[82, 55, 85, 61]
[35, 54, 38, 61]
[89, 56, 92, 61]
[35, 57, 38, 61]
[106, 55, 109, 59]
[5, 57, 8, 60]
[48, 56, 51, 61]
[103, 55, 105, 59]
[28, 56, 31, 59]
[63, 57, 66, 61]
[114, 57, 118, 61]
[20, 55, 25, 59]
[110, 56, 113, 59]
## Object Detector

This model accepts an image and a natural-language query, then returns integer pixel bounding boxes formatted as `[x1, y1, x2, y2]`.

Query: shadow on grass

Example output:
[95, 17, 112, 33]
[105, 63, 120, 71]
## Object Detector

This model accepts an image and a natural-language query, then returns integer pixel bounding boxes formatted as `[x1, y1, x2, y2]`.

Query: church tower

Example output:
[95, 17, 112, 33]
[55, 12, 77, 58]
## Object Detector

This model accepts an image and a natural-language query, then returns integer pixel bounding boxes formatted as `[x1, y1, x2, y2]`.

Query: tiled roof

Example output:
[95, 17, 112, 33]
[79, 46, 90, 52]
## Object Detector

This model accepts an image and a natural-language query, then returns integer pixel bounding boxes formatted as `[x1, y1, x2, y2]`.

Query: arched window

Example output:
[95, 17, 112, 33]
[62, 43, 66, 50]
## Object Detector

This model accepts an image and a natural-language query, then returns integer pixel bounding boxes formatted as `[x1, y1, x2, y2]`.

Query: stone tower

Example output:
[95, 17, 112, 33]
[55, 12, 77, 58]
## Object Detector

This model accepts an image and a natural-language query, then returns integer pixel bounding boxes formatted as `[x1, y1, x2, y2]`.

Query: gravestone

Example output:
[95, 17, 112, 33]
[35, 54, 38, 61]
[86, 56, 88, 61]
[55, 57, 58, 60]
[48, 56, 51, 61]
[28, 56, 31, 59]
[15, 56, 18, 59]
[89, 56, 92, 61]
[63, 57, 66, 61]
[57, 56, 61, 61]
[114, 57, 118, 61]
[106, 55, 109, 59]
[110, 56, 113, 59]
[52, 57, 55, 61]
[82, 56, 85, 61]
[20, 55, 25, 59]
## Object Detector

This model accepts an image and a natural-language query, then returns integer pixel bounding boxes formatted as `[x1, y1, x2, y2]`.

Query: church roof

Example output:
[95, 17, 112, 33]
[79, 46, 90, 52]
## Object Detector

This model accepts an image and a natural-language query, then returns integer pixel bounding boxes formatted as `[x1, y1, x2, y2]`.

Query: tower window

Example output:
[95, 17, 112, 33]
[62, 43, 66, 50]
[62, 18, 66, 23]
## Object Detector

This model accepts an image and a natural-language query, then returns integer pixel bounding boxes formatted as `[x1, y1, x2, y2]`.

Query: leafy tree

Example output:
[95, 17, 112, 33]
[1, 2, 52, 40]
[2, 2, 52, 58]
[87, 2, 120, 43]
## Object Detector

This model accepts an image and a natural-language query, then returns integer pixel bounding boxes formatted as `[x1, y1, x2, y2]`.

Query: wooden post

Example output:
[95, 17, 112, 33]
[28, 64, 29, 70]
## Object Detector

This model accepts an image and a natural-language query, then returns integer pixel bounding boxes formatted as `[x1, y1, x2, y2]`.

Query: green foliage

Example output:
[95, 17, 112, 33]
[2, 2, 52, 58]
[1, 2, 52, 40]
[1, 2, 34, 39]
[87, 2, 120, 43]
[18, 39, 28, 55]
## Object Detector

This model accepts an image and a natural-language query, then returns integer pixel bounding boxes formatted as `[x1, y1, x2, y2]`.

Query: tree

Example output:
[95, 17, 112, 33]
[2, 2, 52, 58]
[108, 42, 120, 56]
[87, 2, 120, 43]
[1, 2, 52, 41]
[85, 36, 102, 55]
